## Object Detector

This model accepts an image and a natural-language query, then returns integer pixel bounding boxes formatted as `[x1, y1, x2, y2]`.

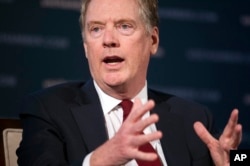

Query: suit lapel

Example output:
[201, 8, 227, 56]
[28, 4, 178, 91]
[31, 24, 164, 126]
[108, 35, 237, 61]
[149, 90, 191, 166]
[70, 80, 108, 152]
[69, 83, 191, 165]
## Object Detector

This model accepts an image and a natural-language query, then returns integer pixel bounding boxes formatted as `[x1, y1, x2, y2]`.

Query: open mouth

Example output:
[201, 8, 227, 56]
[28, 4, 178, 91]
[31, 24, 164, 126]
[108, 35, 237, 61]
[103, 56, 124, 64]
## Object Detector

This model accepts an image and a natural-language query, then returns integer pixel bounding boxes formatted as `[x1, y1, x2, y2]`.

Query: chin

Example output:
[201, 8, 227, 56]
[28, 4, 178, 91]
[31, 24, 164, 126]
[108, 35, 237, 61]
[105, 80, 123, 87]
[103, 74, 124, 84]
[103, 78, 127, 88]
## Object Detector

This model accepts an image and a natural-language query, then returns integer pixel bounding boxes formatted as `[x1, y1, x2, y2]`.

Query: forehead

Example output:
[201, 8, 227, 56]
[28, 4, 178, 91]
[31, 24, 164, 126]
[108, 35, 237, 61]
[85, 0, 140, 22]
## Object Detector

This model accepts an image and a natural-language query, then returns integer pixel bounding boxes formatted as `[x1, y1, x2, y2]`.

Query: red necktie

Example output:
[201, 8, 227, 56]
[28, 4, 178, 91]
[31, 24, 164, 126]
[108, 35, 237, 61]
[120, 99, 162, 166]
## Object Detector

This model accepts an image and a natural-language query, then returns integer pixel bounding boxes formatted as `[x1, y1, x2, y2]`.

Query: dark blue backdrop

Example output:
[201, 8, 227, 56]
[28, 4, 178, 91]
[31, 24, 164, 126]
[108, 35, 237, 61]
[0, 0, 249, 148]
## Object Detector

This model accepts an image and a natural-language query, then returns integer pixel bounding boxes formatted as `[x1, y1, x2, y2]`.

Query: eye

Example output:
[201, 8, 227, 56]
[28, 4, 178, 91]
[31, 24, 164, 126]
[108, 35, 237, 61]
[121, 24, 130, 29]
[117, 23, 135, 35]
[92, 27, 100, 32]
[89, 25, 104, 38]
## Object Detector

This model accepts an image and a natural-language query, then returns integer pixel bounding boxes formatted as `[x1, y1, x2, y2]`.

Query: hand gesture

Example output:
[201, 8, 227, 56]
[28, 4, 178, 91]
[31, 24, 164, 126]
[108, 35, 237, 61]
[194, 109, 242, 166]
[90, 98, 162, 165]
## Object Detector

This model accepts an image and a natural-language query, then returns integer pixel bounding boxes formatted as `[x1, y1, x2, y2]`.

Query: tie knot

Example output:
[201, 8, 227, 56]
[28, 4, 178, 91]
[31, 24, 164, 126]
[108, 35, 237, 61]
[120, 99, 133, 121]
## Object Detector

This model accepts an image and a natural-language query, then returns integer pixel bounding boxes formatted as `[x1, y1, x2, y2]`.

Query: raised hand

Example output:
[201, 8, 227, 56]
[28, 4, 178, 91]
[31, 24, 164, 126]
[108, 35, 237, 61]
[194, 109, 242, 166]
[90, 98, 162, 165]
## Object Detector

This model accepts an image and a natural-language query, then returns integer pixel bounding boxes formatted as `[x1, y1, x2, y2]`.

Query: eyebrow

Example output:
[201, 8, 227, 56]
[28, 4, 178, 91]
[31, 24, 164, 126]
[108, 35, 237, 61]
[87, 18, 136, 27]
[87, 21, 105, 28]
[116, 19, 137, 27]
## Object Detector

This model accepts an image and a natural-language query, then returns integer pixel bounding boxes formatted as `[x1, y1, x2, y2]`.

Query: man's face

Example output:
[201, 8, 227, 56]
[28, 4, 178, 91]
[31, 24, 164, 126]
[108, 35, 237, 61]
[83, 0, 159, 96]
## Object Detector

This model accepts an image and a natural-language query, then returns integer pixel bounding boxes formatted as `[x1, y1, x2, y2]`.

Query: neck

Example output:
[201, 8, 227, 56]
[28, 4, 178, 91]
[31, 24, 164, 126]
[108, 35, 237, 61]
[96, 80, 146, 100]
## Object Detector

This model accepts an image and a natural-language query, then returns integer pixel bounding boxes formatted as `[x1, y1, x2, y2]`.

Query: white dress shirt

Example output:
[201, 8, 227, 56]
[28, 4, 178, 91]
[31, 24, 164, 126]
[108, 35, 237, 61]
[83, 81, 168, 166]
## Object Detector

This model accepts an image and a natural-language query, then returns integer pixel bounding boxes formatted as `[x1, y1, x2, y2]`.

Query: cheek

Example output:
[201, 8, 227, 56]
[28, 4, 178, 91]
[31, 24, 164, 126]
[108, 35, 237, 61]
[85, 42, 102, 63]
[129, 40, 151, 62]
[88, 55, 100, 71]
[86, 48, 102, 74]
[127, 50, 150, 75]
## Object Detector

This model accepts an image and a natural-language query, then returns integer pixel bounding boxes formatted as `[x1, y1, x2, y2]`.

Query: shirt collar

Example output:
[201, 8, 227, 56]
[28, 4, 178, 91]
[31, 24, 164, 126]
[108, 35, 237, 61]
[93, 81, 148, 115]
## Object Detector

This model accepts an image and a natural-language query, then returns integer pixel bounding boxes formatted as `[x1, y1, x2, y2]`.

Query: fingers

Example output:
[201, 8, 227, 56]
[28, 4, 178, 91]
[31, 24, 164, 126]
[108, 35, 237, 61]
[123, 98, 161, 142]
[220, 109, 243, 149]
[193, 121, 217, 149]
[194, 109, 243, 166]
[127, 98, 155, 122]
[131, 131, 162, 146]
[134, 150, 159, 161]
[222, 109, 239, 138]
[119, 98, 162, 160]
[124, 98, 159, 131]
[231, 124, 242, 149]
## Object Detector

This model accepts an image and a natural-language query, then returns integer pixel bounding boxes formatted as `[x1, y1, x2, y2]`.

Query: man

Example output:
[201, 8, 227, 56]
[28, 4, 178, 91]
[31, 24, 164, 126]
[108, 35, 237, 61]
[17, 0, 242, 165]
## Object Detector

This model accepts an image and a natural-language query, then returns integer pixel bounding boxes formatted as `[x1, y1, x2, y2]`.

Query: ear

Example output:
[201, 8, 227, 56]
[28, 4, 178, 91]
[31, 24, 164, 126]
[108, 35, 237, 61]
[83, 41, 88, 59]
[150, 27, 159, 56]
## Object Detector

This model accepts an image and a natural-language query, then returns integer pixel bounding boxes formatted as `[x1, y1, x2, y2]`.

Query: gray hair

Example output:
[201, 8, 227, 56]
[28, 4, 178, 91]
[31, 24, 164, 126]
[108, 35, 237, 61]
[79, 0, 159, 36]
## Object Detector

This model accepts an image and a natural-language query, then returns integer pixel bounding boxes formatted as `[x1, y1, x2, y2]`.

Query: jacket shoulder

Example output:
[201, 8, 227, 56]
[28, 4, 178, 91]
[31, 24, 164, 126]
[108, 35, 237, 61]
[28, 81, 85, 101]
[149, 88, 208, 111]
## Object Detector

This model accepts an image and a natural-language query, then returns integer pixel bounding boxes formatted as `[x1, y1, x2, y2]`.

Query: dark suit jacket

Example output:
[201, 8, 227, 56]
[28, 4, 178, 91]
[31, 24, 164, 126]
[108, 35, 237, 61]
[17, 80, 215, 166]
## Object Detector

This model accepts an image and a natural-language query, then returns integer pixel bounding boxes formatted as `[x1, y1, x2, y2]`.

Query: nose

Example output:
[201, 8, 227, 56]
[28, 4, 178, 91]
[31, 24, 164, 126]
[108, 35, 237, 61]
[103, 28, 119, 48]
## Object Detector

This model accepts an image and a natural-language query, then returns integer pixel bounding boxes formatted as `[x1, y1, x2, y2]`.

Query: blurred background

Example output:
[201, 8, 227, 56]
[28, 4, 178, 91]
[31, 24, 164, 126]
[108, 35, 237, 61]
[0, 0, 249, 148]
